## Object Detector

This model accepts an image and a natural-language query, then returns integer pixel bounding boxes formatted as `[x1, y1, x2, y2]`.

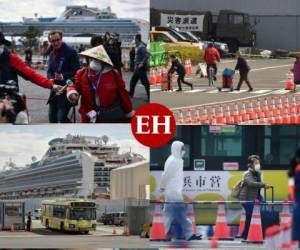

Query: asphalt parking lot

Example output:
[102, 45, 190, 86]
[150, 58, 297, 109]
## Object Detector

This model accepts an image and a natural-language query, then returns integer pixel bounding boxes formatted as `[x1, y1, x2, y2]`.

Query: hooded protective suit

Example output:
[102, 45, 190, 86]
[160, 141, 184, 202]
[160, 141, 193, 240]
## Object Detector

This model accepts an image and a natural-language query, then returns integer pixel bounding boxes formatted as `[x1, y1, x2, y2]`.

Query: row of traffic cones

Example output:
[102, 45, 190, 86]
[176, 94, 300, 125]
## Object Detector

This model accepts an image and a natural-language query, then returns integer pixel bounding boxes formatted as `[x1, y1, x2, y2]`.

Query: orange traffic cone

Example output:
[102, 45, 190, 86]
[188, 59, 193, 74]
[232, 104, 239, 123]
[10, 224, 15, 232]
[236, 206, 246, 238]
[216, 106, 224, 124]
[112, 226, 117, 235]
[156, 66, 162, 84]
[124, 226, 130, 236]
[185, 109, 192, 124]
[210, 236, 218, 248]
[149, 68, 157, 85]
[224, 105, 232, 124]
[262, 98, 269, 118]
[200, 107, 208, 124]
[178, 110, 184, 124]
[150, 199, 166, 241]
[244, 200, 263, 244]
[254, 100, 262, 119]
[286, 77, 295, 90]
[185, 59, 190, 74]
[240, 102, 247, 122]
[212, 201, 233, 240]
[281, 222, 292, 248]
[247, 101, 255, 120]
[193, 108, 200, 124]
[280, 200, 292, 228]
[270, 97, 277, 117]
[186, 197, 197, 235]
[277, 97, 284, 116]
[264, 225, 281, 249]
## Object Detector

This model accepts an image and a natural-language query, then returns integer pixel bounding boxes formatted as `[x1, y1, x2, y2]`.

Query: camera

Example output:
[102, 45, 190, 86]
[0, 80, 27, 123]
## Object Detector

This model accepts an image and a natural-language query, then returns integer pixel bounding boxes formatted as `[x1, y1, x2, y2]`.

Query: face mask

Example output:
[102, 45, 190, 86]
[254, 164, 261, 172]
[181, 150, 185, 157]
[0, 45, 4, 56]
[89, 60, 102, 72]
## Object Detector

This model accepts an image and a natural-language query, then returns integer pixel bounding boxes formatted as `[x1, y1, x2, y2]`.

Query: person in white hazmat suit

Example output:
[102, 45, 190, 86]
[159, 140, 200, 241]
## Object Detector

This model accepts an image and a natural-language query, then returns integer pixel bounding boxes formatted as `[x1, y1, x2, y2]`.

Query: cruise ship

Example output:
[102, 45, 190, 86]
[0, 5, 147, 47]
[0, 134, 145, 200]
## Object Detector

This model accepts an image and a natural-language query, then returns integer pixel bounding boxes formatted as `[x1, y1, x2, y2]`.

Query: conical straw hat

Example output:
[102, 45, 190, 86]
[80, 45, 113, 66]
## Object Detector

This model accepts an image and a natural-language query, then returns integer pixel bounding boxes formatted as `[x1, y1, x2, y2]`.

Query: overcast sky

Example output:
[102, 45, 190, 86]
[0, 124, 149, 171]
[0, 0, 149, 22]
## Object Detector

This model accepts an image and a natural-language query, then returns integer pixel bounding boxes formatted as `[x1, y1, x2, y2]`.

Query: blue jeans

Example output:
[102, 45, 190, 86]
[241, 202, 254, 239]
[48, 99, 71, 123]
[163, 203, 193, 240]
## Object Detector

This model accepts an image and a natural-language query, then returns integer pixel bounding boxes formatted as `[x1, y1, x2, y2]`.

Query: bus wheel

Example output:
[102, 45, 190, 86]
[60, 223, 64, 232]
[83, 231, 89, 234]
[45, 220, 49, 229]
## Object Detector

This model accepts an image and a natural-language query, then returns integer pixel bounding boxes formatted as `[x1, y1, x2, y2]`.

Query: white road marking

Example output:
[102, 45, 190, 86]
[206, 89, 220, 93]
[250, 89, 272, 94]
[251, 64, 292, 72]
[229, 90, 248, 94]
[271, 89, 291, 94]
[184, 89, 207, 93]
[150, 89, 161, 92]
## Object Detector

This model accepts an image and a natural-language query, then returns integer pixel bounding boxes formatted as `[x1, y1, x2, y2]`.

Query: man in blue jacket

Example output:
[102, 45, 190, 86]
[47, 30, 80, 123]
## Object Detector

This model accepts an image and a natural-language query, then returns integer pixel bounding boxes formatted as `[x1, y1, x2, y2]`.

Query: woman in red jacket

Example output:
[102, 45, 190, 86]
[67, 45, 134, 123]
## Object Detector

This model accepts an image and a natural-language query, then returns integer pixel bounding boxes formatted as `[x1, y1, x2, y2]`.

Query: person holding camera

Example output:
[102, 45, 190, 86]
[66, 45, 134, 123]
[47, 30, 80, 123]
[0, 32, 62, 93]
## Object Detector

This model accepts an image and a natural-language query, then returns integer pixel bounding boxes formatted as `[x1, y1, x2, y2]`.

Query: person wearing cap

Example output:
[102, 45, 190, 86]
[291, 55, 300, 92]
[0, 32, 62, 95]
[239, 155, 271, 239]
[66, 45, 134, 123]
[288, 147, 300, 246]
[129, 34, 149, 100]
[47, 30, 80, 123]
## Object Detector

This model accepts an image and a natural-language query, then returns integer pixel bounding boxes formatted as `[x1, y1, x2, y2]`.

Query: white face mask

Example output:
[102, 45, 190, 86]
[181, 150, 185, 158]
[254, 164, 261, 172]
[89, 60, 102, 72]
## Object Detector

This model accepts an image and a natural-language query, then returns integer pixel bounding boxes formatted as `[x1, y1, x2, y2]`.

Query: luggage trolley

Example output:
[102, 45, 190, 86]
[218, 68, 235, 92]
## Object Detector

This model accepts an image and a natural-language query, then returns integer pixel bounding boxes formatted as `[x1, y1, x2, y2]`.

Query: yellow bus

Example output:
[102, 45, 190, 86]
[41, 199, 97, 233]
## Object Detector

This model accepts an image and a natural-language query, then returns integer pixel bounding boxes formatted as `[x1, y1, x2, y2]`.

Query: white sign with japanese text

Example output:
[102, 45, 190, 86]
[160, 13, 205, 32]
[151, 171, 231, 199]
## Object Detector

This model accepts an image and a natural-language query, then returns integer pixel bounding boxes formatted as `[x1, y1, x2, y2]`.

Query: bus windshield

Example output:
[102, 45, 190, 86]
[69, 208, 96, 220]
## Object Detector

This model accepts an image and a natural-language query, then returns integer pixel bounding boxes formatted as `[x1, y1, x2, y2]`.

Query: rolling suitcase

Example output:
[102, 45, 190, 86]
[261, 186, 280, 238]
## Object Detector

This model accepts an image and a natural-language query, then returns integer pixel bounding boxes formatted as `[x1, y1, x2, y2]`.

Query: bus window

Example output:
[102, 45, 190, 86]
[69, 208, 96, 220]
[53, 205, 66, 218]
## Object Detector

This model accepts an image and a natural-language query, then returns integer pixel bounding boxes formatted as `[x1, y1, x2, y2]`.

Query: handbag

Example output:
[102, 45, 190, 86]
[231, 172, 246, 199]
[87, 69, 125, 123]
